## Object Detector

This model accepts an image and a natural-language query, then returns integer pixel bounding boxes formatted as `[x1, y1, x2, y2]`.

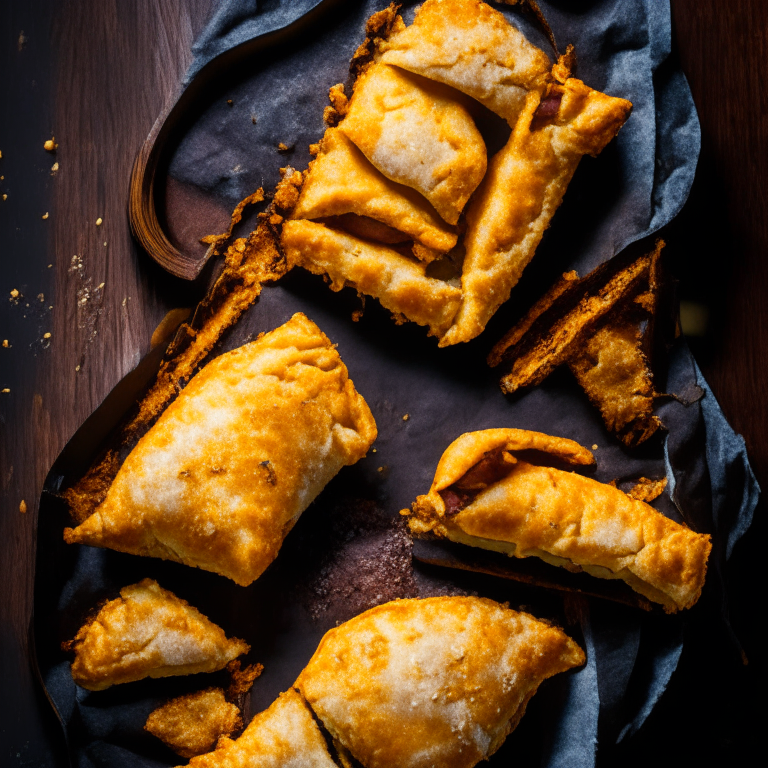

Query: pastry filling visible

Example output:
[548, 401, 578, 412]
[438, 447, 518, 514]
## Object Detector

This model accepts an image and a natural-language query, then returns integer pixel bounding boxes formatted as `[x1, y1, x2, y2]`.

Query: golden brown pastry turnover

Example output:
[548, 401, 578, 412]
[292, 127, 458, 254]
[296, 596, 584, 768]
[145, 688, 242, 758]
[282, 219, 462, 337]
[405, 429, 712, 612]
[441, 80, 633, 346]
[64, 313, 377, 586]
[379, 0, 551, 124]
[66, 579, 248, 691]
[185, 688, 338, 768]
[339, 62, 487, 225]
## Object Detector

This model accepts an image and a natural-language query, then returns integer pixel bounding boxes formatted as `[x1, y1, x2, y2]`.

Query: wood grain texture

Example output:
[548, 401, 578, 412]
[0, 1, 765, 766]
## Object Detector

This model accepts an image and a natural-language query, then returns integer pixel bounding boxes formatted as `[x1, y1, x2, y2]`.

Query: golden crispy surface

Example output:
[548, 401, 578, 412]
[430, 428, 595, 492]
[568, 320, 662, 445]
[145, 688, 242, 759]
[293, 128, 457, 253]
[64, 313, 377, 586]
[340, 63, 487, 225]
[406, 430, 711, 612]
[296, 596, 584, 768]
[282, 220, 462, 337]
[442, 79, 632, 345]
[68, 580, 248, 691]
[185, 688, 337, 768]
[380, 0, 551, 124]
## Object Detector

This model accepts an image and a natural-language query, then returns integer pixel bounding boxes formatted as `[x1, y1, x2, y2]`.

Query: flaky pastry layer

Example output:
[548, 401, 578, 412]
[340, 63, 487, 225]
[68, 579, 248, 691]
[64, 313, 377, 585]
[293, 127, 457, 253]
[379, 0, 551, 124]
[282, 220, 462, 337]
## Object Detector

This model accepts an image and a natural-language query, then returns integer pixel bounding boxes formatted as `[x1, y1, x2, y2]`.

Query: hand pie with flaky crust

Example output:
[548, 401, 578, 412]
[66, 579, 248, 691]
[292, 127, 457, 255]
[185, 688, 337, 768]
[405, 429, 712, 612]
[441, 80, 632, 346]
[64, 313, 377, 586]
[339, 62, 487, 225]
[296, 596, 584, 768]
[379, 0, 551, 124]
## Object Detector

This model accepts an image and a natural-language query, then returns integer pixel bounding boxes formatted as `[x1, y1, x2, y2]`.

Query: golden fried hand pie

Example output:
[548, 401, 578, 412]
[405, 429, 711, 612]
[185, 688, 337, 768]
[64, 313, 377, 586]
[296, 596, 584, 768]
[441, 80, 632, 346]
[339, 63, 487, 225]
[292, 128, 457, 254]
[282, 219, 462, 337]
[145, 688, 242, 758]
[67, 580, 248, 691]
[380, 0, 551, 124]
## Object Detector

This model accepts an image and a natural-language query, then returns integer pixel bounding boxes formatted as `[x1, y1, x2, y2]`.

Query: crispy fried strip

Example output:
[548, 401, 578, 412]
[497, 242, 660, 394]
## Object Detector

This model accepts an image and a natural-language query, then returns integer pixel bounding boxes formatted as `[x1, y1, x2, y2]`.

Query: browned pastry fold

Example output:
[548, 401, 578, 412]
[379, 0, 552, 124]
[296, 596, 584, 768]
[282, 219, 462, 337]
[405, 429, 711, 612]
[66, 579, 248, 691]
[145, 688, 243, 758]
[184, 688, 338, 768]
[339, 62, 487, 225]
[64, 313, 377, 586]
[441, 79, 632, 345]
[292, 127, 458, 254]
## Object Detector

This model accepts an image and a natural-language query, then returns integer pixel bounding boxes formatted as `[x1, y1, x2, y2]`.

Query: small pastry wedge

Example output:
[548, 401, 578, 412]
[296, 596, 584, 768]
[185, 688, 337, 768]
[379, 0, 551, 125]
[64, 313, 377, 586]
[405, 429, 711, 612]
[66, 579, 248, 691]
[282, 219, 462, 337]
[339, 62, 487, 225]
[292, 128, 458, 255]
[441, 80, 632, 346]
[145, 688, 243, 759]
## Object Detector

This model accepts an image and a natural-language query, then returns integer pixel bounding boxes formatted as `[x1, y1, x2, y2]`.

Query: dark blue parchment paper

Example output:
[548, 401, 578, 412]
[34, 2, 759, 767]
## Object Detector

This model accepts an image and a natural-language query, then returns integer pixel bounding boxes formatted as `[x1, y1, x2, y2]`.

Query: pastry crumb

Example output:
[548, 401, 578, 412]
[47, 264, 52, 268]
[2, 340, 8, 347]
[592, 444, 598, 450]
[43, 332, 51, 339]
[9, 289, 19, 299]
[402, 414, 410, 421]
[44, 138, 56, 151]
[372, 447, 377, 453]
[51, 162, 59, 174]
[227, 99, 234, 106]
[19, 500, 27, 513]
[1, 388, 9, 394]
[2, 194, 7, 201]
[75, 365, 81, 371]
[42, 212, 49, 219]
[277, 142, 290, 152]
[95, 217, 103, 226]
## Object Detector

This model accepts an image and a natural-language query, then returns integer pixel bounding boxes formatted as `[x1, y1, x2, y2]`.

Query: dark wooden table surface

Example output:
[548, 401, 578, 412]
[1, 1, 765, 765]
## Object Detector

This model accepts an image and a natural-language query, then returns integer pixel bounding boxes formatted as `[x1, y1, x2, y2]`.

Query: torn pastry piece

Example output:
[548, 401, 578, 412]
[145, 688, 243, 759]
[405, 429, 712, 613]
[379, 0, 551, 125]
[186, 688, 338, 768]
[441, 79, 632, 346]
[64, 313, 377, 586]
[282, 219, 462, 337]
[339, 62, 487, 225]
[292, 127, 457, 257]
[66, 579, 248, 691]
[296, 596, 584, 768]
[490, 243, 665, 447]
